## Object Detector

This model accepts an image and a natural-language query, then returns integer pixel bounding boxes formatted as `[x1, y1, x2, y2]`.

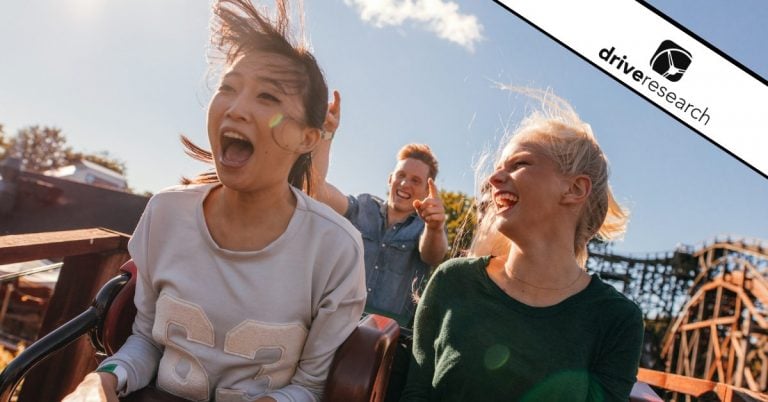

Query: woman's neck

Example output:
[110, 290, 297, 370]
[203, 183, 297, 251]
[486, 238, 589, 307]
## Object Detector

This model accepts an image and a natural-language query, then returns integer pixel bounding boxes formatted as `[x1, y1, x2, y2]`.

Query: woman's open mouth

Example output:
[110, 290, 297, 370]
[220, 131, 254, 168]
[494, 191, 519, 212]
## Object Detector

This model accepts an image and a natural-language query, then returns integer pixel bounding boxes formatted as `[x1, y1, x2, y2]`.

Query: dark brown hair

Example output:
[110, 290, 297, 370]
[182, 0, 328, 195]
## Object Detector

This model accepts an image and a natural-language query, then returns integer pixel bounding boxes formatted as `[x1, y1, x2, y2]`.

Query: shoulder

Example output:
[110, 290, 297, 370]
[295, 188, 364, 251]
[591, 277, 642, 313]
[344, 193, 384, 223]
[138, 183, 212, 221]
[586, 276, 644, 328]
[349, 193, 384, 209]
[147, 183, 211, 207]
[420, 257, 489, 306]
[432, 256, 489, 283]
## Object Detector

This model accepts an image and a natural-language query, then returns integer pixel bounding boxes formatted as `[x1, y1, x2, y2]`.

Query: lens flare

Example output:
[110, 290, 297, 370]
[483, 344, 510, 370]
[269, 113, 284, 128]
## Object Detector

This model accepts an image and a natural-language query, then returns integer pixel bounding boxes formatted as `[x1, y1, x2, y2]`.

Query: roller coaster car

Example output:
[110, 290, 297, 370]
[0, 260, 400, 402]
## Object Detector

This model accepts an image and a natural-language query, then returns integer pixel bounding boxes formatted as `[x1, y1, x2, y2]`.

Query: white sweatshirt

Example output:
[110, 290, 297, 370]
[100, 183, 366, 402]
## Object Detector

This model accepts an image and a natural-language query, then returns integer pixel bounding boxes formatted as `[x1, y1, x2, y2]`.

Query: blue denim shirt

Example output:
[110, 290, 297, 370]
[345, 193, 430, 326]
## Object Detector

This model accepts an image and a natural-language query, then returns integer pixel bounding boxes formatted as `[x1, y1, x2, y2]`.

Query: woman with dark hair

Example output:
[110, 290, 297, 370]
[63, 1, 365, 401]
[401, 89, 643, 402]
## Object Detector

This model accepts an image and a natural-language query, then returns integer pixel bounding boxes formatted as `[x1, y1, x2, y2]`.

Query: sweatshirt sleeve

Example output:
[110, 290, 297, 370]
[263, 234, 367, 402]
[399, 264, 445, 402]
[98, 198, 163, 396]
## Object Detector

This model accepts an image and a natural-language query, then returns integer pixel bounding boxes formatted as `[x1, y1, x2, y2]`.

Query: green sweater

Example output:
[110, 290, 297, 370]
[400, 256, 643, 402]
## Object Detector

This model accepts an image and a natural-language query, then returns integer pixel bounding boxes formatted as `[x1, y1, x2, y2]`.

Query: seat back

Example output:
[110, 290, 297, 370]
[323, 314, 400, 402]
[99, 260, 138, 355]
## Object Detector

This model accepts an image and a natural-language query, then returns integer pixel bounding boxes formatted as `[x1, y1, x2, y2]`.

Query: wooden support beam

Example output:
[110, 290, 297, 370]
[0, 229, 131, 402]
[0, 228, 128, 265]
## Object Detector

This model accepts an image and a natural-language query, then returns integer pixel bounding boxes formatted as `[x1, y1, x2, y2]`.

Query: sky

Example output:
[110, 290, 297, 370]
[0, 0, 766, 256]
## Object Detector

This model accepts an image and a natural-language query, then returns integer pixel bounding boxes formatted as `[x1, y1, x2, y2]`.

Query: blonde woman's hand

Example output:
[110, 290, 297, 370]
[61, 372, 119, 402]
[321, 90, 341, 139]
[413, 178, 446, 231]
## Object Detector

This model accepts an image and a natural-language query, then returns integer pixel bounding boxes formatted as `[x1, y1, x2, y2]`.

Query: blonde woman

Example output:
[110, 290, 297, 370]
[401, 90, 643, 402]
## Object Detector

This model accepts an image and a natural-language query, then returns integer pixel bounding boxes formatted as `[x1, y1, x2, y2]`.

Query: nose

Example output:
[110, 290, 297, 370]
[489, 169, 507, 188]
[225, 94, 251, 122]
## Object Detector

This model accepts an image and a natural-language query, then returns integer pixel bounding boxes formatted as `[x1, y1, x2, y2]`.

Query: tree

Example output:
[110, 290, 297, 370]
[0, 124, 127, 176]
[440, 189, 477, 258]
[10, 125, 72, 172]
[0, 124, 12, 159]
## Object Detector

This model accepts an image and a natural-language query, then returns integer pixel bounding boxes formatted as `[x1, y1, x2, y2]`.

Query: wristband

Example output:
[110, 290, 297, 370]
[96, 363, 128, 393]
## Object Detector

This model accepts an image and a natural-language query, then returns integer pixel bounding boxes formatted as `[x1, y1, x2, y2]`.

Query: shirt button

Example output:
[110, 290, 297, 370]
[374, 265, 379, 270]
[381, 243, 386, 248]
[367, 288, 372, 292]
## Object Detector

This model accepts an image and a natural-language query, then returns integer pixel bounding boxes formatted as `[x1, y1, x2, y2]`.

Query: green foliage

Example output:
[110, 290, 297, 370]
[440, 189, 477, 258]
[11, 125, 72, 172]
[0, 122, 129, 188]
[0, 124, 126, 175]
[0, 124, 11, 159]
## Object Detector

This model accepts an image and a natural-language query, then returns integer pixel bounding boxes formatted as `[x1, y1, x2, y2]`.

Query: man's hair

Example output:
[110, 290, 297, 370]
[397, 143, 439, 180]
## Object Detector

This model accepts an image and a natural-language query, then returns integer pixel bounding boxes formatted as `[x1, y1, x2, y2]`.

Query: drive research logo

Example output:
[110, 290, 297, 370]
[650, 40, 692, 82]
[598, 45, 711, 126]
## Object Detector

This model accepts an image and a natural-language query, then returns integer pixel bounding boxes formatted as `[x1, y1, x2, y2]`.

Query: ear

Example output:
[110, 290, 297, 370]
[561, 174, 592, 205]
[295, 127, 321, 154]
[387, 173, 393, 185]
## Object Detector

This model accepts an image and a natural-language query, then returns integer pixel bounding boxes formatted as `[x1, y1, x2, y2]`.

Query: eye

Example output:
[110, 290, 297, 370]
[505, 159, 529, 172]
[512, 160, 530, 170]
[258, 92, 280, 102]
[217, 83, 235, 93]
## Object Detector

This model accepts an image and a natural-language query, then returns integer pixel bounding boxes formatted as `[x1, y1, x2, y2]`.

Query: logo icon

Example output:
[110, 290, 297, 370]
[650, 40, 692, 82]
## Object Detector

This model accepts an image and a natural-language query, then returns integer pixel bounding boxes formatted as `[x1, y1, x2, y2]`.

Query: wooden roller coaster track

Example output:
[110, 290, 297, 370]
[588, 238, 768, 396]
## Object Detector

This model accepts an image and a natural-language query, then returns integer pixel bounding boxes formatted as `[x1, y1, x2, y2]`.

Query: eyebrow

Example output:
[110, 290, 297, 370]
[221, 71, 289, 95]
[497, 150, 534, 168]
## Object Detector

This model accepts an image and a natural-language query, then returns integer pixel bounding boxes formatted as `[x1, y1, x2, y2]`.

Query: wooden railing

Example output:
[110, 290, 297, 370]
[638, 368, 768, 401]
[0, 228, 130, 402]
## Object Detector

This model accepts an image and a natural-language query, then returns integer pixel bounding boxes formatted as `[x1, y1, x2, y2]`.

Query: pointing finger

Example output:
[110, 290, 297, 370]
[428, 178, 438, 199]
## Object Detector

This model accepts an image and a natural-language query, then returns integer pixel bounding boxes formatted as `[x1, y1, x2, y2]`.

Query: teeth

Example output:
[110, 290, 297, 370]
[498, 193, 518, 202]
[495, 192, 518, 207]
[222, 131, 248, 141]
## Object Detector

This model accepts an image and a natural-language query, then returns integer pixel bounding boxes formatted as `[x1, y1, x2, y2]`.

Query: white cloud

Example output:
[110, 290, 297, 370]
[344, 0, 484, 52]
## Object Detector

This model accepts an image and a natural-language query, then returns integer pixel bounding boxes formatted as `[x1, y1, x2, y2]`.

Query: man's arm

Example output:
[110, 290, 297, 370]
[311, 90, 350, 216]
[414, 178, 449, 266]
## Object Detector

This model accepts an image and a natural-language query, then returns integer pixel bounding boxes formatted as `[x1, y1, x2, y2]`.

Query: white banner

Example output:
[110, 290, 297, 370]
[497, 0, 768, 177]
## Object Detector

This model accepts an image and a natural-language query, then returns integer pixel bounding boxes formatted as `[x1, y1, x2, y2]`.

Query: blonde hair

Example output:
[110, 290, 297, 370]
[469, 87, 628, 266]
